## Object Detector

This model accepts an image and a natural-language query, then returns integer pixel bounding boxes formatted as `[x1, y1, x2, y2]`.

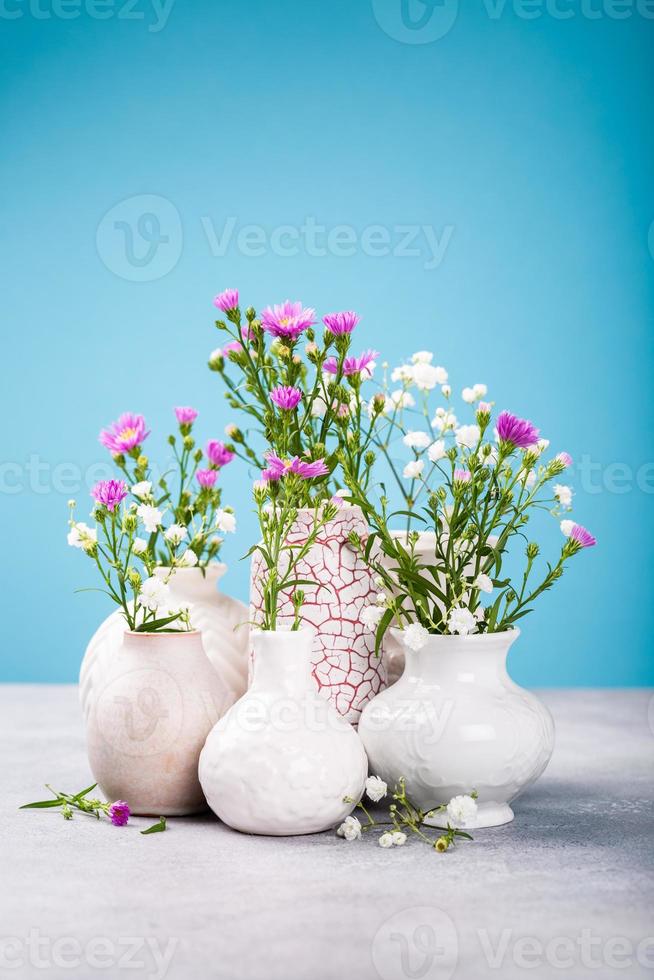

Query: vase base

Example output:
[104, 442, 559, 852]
[424, 801, 515, 830]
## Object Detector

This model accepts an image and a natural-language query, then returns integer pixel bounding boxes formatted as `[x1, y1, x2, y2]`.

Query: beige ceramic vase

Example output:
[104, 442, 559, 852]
[86, 630, 231, 815]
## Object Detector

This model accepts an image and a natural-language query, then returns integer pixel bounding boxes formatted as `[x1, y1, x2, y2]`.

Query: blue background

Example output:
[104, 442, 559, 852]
[2, 0, 652, 685]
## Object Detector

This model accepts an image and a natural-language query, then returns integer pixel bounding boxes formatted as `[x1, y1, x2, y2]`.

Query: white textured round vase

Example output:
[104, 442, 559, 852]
[249, 507, 385, 725]
[79, 565, 249, 721]
[359, 629, 554, 828]
[86, 631, 231, 815]
[199, 629, 368, 836]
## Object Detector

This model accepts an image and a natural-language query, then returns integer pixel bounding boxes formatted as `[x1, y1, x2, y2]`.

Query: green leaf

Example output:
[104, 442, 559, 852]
[73, 783, 98, 801]
[135, 614, 184, 633]
[374, 607, 394, 656]
[141, 816, 167, 835]
[20, 799, 63, 809]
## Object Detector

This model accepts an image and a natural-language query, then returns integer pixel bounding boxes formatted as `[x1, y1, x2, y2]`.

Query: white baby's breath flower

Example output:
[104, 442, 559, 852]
[403, 431, 431, 450]
[441, 383, 451, 397]
[365, 775, 388, 802]
[215, 508, 236, 533]
[446, 794, 478, 828]
[391, 831, 407, 846]
[137, 504, 163, 534]
[427, 439, 446, 463]
[131, 481, 152, 501]
[560, 519, 575, 537]
[391, 364, 414, 384]
[337, 815, 362, 841]
[455, 424, 481, 449]
[379, 833, 395, 848]
[403, 460, 424, 479]
[432, 410, 457, 432]
[474, 606, 486, 622]
[132, 537, 148, 556]
[311, 396, 328, 418]
[553, 484, 574, 508]
[139, 576, 170, 612]
[390, 390, 416, 409]
[67, 523, 97, 549]
[434, 366, 448, 385]
[361, 605, 385, 631]
[535, 438, 550, 456]
[461, 387, 476, 404]
[411, 350, 433, 364]
[447, 606, 477, 636]
[524, 470, 536, 489]
[474, 573, 493, 594]
[473, 383, 487, 399]
[375, 592, 387, 605]
[402, 623, 430, 651]
[164, 524, 188, 546]
[411, 363, 441, 391]
[178, 549, 198, 568]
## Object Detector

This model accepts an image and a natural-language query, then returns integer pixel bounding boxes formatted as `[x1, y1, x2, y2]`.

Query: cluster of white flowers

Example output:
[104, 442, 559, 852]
[67, 522, 97, 552]
[445, 794, 478, 828]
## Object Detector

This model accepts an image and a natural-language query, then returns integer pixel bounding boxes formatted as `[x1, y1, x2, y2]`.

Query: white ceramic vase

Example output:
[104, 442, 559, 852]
[249, 506, 385, 725]
[359, 629, 554, 828]
[79, 565, 249, 721]
[86, 630, 230, 815]
[199, 629, 368, 836]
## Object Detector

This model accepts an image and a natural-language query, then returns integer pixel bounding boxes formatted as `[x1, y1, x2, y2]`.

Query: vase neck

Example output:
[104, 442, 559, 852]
[251, 630, 314, 698]
[122, 630, 202, 656]
[400, 631, 519, 684]
[154, 565, 226, 603]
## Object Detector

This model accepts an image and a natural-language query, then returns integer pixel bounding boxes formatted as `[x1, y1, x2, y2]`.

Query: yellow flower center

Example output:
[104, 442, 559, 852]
[119, 426, 138, 443]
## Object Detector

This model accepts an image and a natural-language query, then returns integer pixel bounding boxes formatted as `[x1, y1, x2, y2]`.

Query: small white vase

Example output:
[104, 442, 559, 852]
[86, 630, 230, 815]
[359, 629, 554, 828]
[199, 629, 368, 836]
[79, 565, 249, 721]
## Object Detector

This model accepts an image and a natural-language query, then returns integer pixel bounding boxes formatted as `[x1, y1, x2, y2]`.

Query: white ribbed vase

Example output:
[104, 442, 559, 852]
[199, 629, 368, 836]
[249, 506, 385, 724]
[86, 630, 230, 815]
[79, 565, 249, 721]
[359, 629, 554, 828]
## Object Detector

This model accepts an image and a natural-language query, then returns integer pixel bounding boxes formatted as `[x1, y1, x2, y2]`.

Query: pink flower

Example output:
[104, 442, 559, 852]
[453, 469, 472, 484]
[496, 411, 540, 450]
[197, 469, 218, 488]
[323, 349, 379, 377]
[270, 385, 302, 411]
[477, 402, 491, 415]
[107, 801, 130, 827]
[99, 413, 149, 455]
[557, 452, 573, 468]
[222, 340, 243, 356]
[569, 523, 597, 549]
[91, 479, 128, 512]
[213, 288, 239, 313]
[175, 406, 198, 425]
[261, 453, 329, 482]
[261, 301, 316, 341]
[322, 311, 360, 335]
[206, 440, 235, 467]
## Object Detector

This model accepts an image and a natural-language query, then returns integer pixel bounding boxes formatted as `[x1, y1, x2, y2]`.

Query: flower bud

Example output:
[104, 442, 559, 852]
[208, 348, 224, 372]
[127, 567, 142, 590]
[245, 306, 256, 321]
[183, 436, 194, 451]
[122, 513, 138, 534]
[137, 455, 148, 469]
[526, 542, 539, 559]
[435, 837, 449, 852]
[225, 424, 243, 443]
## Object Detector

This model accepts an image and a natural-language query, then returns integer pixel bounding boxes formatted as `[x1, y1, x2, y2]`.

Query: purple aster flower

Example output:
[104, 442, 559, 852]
[91, 479, 128, 512]
[323, 349, 379, 377]
[557, 452, 573, 468]
[261, 452, 286, 482]
[496, 411, 540, 450]
[222, 340, 243, 356]
[206, 440, 235, 467]
[175, 406, 198, 425]
[197, 468, 218, 488]
[453, 469, 472, 484]
[291, 458, 329, 480]
[261, 301, 316, 341]
[570, 523, 597, 549]
[270, 385, 303, 411]
[107, 800, 130, 827]
[99, 413, 149, 455]
[322, 311, 360, 335]
[213, 288, 239, 313]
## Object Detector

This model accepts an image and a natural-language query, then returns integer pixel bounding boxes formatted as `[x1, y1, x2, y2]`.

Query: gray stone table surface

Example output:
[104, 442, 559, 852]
[1, 686, 653, 980]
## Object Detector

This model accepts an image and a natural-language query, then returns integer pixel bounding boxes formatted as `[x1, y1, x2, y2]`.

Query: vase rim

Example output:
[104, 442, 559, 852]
[390, 626, 520, 646]
[123, 629, 201, 639]
[154, 562, 227, 580]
